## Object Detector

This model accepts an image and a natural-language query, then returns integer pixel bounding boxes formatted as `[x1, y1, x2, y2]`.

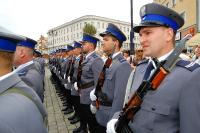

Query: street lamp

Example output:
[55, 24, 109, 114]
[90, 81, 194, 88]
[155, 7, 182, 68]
[197, 0, 200, 32]
[130, 0, 135, 55]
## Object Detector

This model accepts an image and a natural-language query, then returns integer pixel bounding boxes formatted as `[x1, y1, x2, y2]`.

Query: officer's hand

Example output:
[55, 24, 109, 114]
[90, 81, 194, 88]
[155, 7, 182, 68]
[90, 104, 97, 114]
[90, 89, 97, 101]
[106, 119, 117, 133]
[68, 76, 71, 82]
[74, 82, 78, 90]
[64, 84, 68, 89]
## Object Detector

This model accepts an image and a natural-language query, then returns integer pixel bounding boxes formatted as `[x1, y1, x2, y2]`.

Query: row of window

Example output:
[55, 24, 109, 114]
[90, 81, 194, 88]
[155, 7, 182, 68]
[50, 21, 130, 37]
[165, 0, 184, 8]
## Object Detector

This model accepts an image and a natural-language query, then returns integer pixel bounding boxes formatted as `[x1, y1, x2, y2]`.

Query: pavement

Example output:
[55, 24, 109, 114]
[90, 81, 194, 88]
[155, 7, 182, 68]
[44, 68, 80, 133]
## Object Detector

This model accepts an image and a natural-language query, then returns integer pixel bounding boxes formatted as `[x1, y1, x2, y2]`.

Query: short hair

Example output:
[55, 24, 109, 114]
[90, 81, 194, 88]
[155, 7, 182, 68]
[109, 34, 122, 48]
[0, 51, 14, 67]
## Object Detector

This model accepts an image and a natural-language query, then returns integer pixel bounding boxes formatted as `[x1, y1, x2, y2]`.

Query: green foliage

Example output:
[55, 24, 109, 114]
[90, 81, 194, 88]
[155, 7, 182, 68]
[83, 23, 97, 35]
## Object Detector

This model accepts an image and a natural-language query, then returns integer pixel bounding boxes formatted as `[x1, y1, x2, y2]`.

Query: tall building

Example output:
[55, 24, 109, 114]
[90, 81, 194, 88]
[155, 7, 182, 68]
[47, 15, 139, 53]
[154, 0, 199, 47]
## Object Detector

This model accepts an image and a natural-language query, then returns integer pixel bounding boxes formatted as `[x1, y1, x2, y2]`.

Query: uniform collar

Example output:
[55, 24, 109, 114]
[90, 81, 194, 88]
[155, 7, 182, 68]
[86, 51, 95, 59]
[0, 71, 14, 82]
[0, 72, 21, 93]
[112, 51, 121, 59]
[157, 49, 173, 62]
[76, 54, 81, 59]
[15, 60, 34, 72]
[149, 49, 173, 69]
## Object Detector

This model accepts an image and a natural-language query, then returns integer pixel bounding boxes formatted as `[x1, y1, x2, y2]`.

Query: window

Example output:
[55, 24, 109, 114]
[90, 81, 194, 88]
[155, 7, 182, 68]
[166, 2, 169, 7]
[127, 28, 129, 32]
[180, 11, 186, 21]
[172, 0, 176, 7]
[97, 22, 100, 28]
[102, 23, 104, 28]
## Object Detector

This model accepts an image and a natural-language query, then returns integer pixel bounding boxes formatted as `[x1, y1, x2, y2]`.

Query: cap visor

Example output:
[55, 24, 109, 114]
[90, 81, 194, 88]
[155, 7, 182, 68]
[133, 23, 163, 33]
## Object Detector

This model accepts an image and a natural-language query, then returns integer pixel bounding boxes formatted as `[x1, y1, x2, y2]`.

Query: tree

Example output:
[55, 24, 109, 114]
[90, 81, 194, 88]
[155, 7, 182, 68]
[83, 23, 97, 35]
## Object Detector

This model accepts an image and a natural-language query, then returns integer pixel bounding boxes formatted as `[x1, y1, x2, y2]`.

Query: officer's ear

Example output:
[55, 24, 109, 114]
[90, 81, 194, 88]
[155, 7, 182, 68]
[166, 28, 174, 42]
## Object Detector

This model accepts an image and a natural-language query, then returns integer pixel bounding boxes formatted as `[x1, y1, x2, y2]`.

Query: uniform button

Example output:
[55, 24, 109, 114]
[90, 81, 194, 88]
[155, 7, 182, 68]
[151, 108, 155, 111]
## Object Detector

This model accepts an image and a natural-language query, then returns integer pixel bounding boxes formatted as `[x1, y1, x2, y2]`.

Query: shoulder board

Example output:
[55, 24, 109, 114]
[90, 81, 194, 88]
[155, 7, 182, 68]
[76, 58, 80, 61]
[176, 60, 200, 71]
[17, 70, 28, 76]
[92, 54, 98, 58]
[118, 58, 126, 63]
[137, 59, 149, 66]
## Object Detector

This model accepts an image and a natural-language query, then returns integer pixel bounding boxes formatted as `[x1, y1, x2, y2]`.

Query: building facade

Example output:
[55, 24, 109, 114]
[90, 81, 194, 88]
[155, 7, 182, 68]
[154, 0, 198, 44]
[47, 15, 139, 53]
[36, 35, 48, 54]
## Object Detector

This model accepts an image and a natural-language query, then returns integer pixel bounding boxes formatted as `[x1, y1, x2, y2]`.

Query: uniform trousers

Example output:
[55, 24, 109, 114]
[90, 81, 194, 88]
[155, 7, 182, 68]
[79, 104, 100, 133]
[71, 95, 80, 117]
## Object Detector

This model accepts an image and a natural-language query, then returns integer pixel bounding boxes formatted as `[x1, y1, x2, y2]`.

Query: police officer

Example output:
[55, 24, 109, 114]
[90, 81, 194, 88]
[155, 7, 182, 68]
[13, 37, 44, 102]
[75, 33, 104, 133]
[0, 26, 47, 133]
[89, 23, 132, 132]
[33, 50, 46, 79]
[69, 41, 82, 125]
[63, 45, 75, 114]
[107, 3, 200, 133]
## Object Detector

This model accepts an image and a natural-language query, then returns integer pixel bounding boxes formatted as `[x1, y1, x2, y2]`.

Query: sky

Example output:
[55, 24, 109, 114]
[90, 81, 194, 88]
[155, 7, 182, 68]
[0, 0, 152, 40]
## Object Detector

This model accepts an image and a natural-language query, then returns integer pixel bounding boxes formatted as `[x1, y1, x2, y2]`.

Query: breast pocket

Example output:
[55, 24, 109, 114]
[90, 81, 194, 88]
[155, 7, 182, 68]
[103, 72, 115, 99]
[133, 101, 170, 131]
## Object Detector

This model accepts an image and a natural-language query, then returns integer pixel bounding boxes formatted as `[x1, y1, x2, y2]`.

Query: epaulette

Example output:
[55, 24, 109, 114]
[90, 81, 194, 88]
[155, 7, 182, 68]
[176, 60, 200, 72]
[92, 54, 98, 58]
[76, 58, 80, 61]
[118, 58, 126, 63]
[137, 59, 149, 66]
[17, 69, 28, 76]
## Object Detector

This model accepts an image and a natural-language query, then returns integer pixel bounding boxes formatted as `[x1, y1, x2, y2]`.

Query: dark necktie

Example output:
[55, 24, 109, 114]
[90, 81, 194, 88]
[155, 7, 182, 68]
[143, 62, 154, 80]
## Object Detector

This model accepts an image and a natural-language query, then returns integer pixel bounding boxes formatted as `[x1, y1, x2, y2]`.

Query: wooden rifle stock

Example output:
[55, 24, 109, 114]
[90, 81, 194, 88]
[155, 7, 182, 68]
[77, 54, 84, 89]
[65, 57, 72, 79]
[115, 62, 168, 133]
[95, 57, 112, 109]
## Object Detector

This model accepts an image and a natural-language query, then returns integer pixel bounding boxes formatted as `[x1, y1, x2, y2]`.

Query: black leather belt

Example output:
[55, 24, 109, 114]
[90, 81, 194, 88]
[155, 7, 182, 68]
[80, 81, 94, 89]
[99, 101, 112, 107]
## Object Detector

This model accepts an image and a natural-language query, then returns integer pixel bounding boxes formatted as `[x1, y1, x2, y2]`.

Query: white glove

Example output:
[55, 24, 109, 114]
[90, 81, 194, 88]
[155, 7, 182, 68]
[90, 104, 97, 114]
[74, 82, 78, 91]
[64, 84, 68, 89]
[106, 119, 118, 133]
[68, 76, 71, 82]
[90, 89, 97, 101]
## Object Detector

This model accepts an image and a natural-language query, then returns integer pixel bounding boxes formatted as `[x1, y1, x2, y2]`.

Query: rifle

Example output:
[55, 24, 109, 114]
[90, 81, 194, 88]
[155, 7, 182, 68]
[115, 34, 192, 133]
[65, 56, 72, 81]
[94, 56, 112, 109]
[69, 57, 75, 82]
[77, 53, 84, 89]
